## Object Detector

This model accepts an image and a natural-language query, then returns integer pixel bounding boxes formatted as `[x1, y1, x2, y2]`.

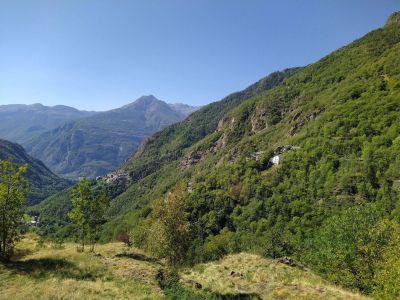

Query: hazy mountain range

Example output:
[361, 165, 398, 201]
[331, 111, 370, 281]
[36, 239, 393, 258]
[0, 96, 197, 179]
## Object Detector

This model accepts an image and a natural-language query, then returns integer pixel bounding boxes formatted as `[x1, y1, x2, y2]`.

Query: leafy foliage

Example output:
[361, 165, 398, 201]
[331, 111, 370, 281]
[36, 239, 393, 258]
[132, 183, 191, 267]
[68, 178, 110, 252]
[0, 158, 28, 259]
[0, 139, 70, 205]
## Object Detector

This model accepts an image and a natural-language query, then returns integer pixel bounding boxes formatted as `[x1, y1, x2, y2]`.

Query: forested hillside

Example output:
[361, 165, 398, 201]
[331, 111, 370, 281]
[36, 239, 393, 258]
[31, 68, 300, 234]
[108, 12, 400, 296]
[0, 139, 70, 205]
[35, 12, 400, 298]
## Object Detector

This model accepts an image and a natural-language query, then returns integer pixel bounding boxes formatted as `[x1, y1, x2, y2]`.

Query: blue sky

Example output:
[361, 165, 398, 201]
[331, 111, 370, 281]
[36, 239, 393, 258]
[0, 1, 399, 111]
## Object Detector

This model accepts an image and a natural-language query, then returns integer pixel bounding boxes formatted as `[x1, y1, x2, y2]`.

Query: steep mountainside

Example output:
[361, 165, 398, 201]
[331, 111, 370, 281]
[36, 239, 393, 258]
[32, 69, 300, 235]
[0, 103, 96, 145]
[104, 13, 400, 295]
[25, 96, 195, 179]
[36, 12, 400, 298]
[0, 139, 70, 205]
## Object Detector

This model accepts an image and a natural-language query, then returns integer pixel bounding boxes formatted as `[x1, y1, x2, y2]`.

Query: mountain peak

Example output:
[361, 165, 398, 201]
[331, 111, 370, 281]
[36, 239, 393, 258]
[121, 95, 163, 109]
[135, 95, 160, 103]
[385, 11, 400, 28]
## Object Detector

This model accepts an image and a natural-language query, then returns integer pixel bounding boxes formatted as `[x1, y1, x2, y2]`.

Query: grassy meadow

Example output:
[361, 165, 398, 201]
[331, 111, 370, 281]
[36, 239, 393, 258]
[0, 234, 368, 300]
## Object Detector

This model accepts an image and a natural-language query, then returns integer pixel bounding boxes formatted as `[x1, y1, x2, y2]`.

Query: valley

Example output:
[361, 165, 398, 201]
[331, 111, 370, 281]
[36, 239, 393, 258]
[0, 96, 196, 179]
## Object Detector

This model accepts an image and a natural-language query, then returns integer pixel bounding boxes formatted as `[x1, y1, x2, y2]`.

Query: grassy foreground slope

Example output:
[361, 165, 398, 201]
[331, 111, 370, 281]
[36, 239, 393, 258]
[181, 253, 367, 300]
[0, 235, 366, 300]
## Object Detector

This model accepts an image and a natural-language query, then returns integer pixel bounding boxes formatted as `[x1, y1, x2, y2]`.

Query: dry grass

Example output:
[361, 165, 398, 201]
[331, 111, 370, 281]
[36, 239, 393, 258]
[180, 252, 370, 300]
[1, 236, 370, 299]
[0, 235, 163, 300]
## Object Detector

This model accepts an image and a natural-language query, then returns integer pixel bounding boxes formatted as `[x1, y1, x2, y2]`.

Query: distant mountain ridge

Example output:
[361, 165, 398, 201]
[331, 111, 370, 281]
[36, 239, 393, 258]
[168, 102, 199, 116]
[0, 139, 70, 205]
[0, 103, 97, 145]
[23, 96, 196, 179]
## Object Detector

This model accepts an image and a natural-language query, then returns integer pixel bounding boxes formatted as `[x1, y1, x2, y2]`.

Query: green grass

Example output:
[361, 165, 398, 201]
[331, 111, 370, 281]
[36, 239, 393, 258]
[0, 235, 370, 299]
[0, 235, 163, 300]
[180, 253, 368, 300]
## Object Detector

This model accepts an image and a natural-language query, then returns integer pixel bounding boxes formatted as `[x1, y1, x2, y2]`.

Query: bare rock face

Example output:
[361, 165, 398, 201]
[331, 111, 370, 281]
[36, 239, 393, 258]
[276, 256, 305, 270]
[178, 149, 210, 170]
[251, 107, 268, 133]
[217, 116, 236, 131]
[178, 133, 227, 170]
[129, 138, 150, 162]
[288, 109, 323, 136]
[215, 133, 228, 149]
[102, 171, 131, 187]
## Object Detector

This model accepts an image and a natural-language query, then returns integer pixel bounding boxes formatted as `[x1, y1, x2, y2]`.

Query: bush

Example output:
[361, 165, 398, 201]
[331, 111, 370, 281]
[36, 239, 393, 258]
[116, 232, 132, 247]
[304, 205, 393, 292]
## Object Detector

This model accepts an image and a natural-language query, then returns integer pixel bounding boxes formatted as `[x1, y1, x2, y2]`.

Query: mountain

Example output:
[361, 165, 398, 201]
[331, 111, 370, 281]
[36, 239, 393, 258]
[168, 103, 199, 116]
[31, 68, 298, 239]
[35, 12, 400, 298]
[0, 103, 97, 145]
[0, 139, 70, 205]
[25, 96, 196, 179]
[104, 12, 399, 295]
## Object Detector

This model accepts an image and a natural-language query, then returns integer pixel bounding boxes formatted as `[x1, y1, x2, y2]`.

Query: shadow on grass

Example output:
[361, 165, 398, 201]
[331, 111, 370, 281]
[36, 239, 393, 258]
[11, 248, 35, 261]
[211, 293, 261, 300]
[115, 252, 160, 264]
[165, 286, 261, 300]
[4, 258, 100, 281]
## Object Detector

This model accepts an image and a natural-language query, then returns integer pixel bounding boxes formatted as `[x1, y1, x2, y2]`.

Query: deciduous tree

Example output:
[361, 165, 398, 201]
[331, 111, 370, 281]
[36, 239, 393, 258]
[0, 158, 28, 260]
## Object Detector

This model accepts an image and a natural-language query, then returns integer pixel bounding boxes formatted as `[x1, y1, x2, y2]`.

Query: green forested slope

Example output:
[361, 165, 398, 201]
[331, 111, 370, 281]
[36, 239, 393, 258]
[32, 67, 300, 236]
[0, 139, 70, 205]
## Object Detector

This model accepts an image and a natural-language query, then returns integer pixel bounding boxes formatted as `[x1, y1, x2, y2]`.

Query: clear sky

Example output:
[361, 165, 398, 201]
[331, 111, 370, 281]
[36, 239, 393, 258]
[0, 1, 399, 111]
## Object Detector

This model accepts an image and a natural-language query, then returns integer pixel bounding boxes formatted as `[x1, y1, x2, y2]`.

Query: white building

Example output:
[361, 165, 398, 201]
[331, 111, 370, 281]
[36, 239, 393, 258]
[271, 155, 280, 165]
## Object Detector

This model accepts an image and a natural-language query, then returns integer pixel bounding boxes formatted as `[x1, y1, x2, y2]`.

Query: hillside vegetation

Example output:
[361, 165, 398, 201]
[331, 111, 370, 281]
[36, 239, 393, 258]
[0, 139, 70, 205]
[110, 12, 400, 296]
[0, 235, 366, 300]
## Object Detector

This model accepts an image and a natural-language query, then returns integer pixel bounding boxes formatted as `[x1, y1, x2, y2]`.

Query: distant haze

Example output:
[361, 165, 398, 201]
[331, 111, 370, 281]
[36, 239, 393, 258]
[0, 95, 197, 179]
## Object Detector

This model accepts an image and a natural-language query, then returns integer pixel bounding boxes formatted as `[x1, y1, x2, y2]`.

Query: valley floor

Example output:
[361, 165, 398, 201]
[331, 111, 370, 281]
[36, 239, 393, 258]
[0, 235, 368, 300]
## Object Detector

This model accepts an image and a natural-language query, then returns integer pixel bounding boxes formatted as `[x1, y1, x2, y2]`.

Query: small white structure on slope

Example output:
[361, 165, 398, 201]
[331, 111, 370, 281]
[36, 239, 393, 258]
[271, 155, 280, 165]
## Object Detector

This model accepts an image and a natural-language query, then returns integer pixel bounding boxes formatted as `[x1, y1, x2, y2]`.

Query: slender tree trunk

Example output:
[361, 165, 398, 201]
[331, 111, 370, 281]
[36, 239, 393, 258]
[82, 224, 85, 251]
[1, 182, 10, 258]
[1, 208, 6, 256]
